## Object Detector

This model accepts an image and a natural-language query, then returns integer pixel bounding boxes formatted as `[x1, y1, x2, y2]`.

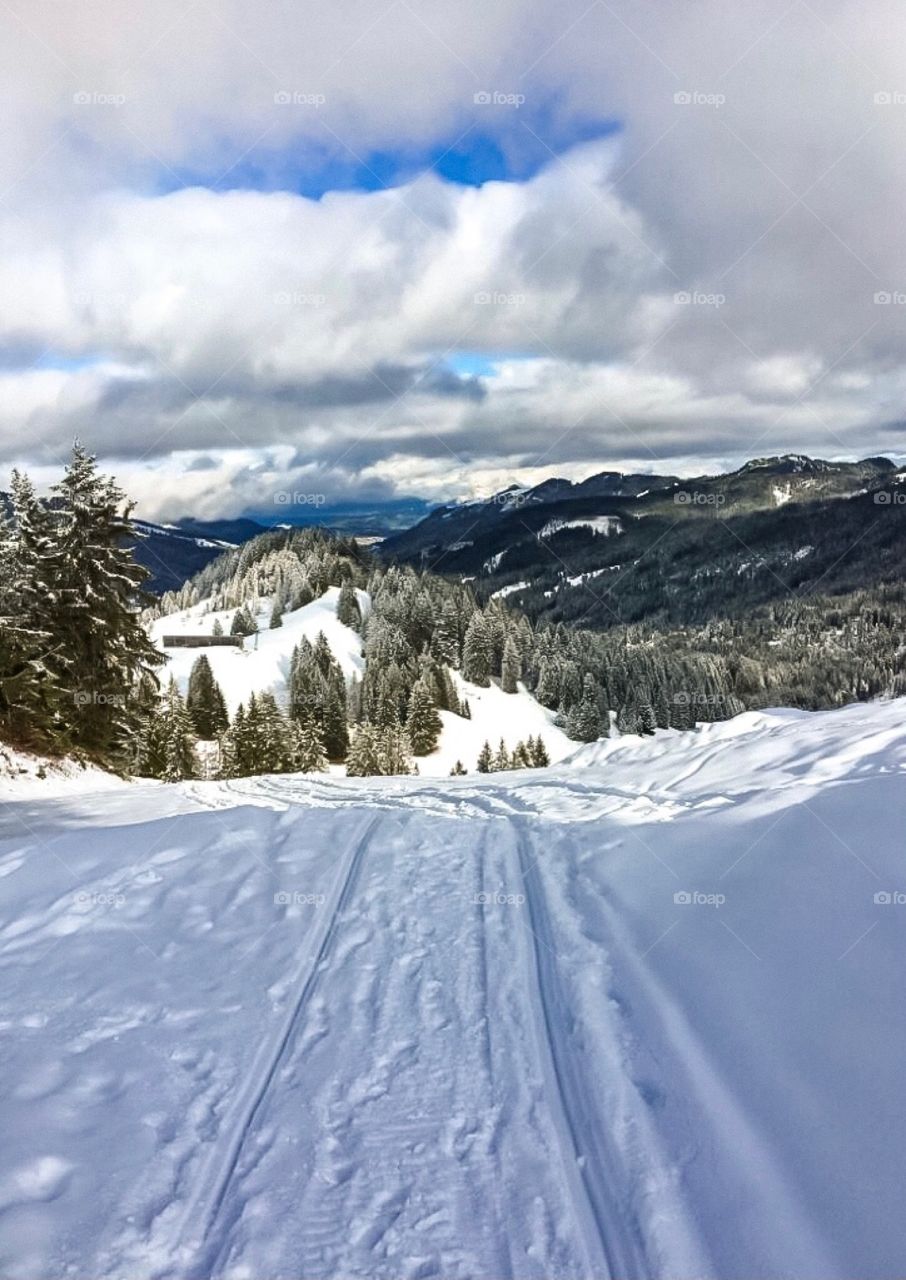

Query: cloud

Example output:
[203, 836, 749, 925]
[2, 0, 906, 513]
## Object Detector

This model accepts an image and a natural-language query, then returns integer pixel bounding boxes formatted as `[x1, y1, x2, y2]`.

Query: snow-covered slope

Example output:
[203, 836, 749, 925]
[149, 588, 572, 775]
[1, 698, 905, 1278]
[149, 587, 367, 714]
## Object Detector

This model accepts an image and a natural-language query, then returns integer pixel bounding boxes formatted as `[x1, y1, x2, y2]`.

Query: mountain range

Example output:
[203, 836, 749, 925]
[378, 455, 906, 627]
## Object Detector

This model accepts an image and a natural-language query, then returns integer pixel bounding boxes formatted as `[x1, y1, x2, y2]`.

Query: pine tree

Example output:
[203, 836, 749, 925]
[501, 635, 521, 694]
[431, 598, 460, 666]
[246, 692, 294, 773]
[293, 719, 329, 773]
[230, 604, 257, 637]
[185, 655, 228, 738]
[48, 443, 161, 761]
[567, 674, 602, 742]
[0, 473, 64, 749]
[407, 674, 442, 755]
[212, 617, 224, 637]
[535, 656, 560, 708]
[378, 725, 413, 776]
[531, 735, 550, 767]
[138, 678, 198, 780]
[616, 703, 639, 735]
[462, 612, 491, 686]
[269, 597, 284, 629]
[492, 738, 510, 771]
[476, 740, 493, 773]
[346, 723, 383, 776]
[337, 580, 362, 630]
[322, 669, 349, 760]
[450, 760, 467, 775]
[638, 701, 657, 735]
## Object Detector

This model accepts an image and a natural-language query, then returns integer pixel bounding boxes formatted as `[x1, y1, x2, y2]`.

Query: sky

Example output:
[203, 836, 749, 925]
[2, 0, 906, 519]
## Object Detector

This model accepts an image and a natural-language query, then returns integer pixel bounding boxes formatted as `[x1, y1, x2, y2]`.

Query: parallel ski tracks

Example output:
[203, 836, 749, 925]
[179, 811, 381, 1278]
[511, 820, 651, 1280]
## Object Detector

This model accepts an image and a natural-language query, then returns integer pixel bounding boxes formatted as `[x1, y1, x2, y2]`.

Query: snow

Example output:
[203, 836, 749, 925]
[565, 565, 617, 586]
[427, 672, 573, 775]
[489, 579, 528, 599]
[772, 484, 792, 506]
[2, 698, 906, 1277]
[0, 745, 127, 798]
[149, 588, 367, 715]
[540, 515, 623, 538]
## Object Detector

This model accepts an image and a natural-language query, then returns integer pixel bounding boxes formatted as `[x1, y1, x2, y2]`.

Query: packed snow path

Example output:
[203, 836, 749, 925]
[2, 699, 906, 1278]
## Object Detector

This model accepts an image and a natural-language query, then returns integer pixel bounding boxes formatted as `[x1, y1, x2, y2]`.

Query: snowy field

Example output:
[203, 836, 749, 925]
[149, 589, 574, 776]
[1, 698, 905, 1278]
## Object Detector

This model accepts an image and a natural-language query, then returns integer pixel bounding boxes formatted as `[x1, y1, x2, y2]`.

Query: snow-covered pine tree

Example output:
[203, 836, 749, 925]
[476, 740, 493, 773]
[0, 472, 64, 749]
[269, 597, 284, 629]
[535, 656, 561, 708]
[378, 724, 413, 776]
[137, 678, 198, 780]
[462, 612, 491, 686]
[567, 673, 602, 742]
[292, 718, 329, 773]
[450, 760, 467, 775]
[185, 654, 228, 739]
[336, 579, 362, 630]
[530, 735, 551, 767]
[212, 617, 224, 637]
[246, 692, 294, 773]
[492, 738, 510, 771]
[406, 673, 442, 755]
[321, 669, 349, 760]
[501, 634, 522, 694]
[430, 598, 460, 666]
[616, 703, 639, 735]
[345, 723, 382, 776]
[230, 604, 257, 637]
[48, 443, 161, 761]
[637, 701, 657, 735]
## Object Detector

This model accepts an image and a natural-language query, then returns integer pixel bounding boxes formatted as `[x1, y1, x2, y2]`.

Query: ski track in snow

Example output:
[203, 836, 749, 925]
[2, 698, 906, 1277]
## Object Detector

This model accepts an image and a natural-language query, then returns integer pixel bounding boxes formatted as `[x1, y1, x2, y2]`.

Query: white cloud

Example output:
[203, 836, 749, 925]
[2, 0, 906, 511]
